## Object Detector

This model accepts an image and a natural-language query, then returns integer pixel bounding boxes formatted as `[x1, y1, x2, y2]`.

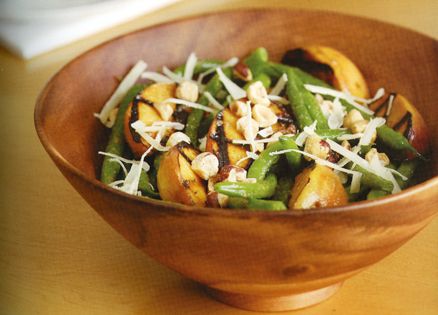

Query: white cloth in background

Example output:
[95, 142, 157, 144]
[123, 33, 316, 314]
[0, 0, 179, 59]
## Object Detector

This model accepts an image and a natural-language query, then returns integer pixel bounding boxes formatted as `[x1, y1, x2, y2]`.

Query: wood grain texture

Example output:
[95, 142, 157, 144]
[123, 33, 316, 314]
[34, 8, 438, 312]
[2, 1, 438, 314]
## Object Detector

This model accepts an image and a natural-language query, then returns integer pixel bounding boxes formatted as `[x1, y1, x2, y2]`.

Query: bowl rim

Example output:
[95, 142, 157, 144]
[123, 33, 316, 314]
[34, 8, 438, 218]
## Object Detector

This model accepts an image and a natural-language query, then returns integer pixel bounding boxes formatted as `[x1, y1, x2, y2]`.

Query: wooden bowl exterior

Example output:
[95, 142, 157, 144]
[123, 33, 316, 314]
[35, 9, 438, 311]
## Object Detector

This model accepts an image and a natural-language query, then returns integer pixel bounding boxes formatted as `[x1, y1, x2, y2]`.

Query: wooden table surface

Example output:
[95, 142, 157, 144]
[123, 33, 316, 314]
[1, 0, 437, 314]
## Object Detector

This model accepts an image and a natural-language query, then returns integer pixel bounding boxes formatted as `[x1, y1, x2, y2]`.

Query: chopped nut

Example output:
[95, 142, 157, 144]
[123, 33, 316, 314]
[266, 132, 283, 148]
[252, 104, 278, 128]
[218, 165, 247, 182]
[230, 100, 249, 117]
[191, 152, 219, 180]
[208, 165, 247, 192]
[233, 62, 253, 81]
[176, 80, 199, 102]
[336, 172, 348, 184]
[154, 102, 174, 121]
[217, 193, 229, 207]
[365, 148, 390, 166]
[341, 140, 351, 151]
[198, 136, 207, 151]
[166, 132, 191, 147]
[343, 109, 365, 131]
[351, 119, 369, 133]
[247, 81, 270, 106]
[206, 191, 228, 207]
[236, 116, 259, 141]
[304, 135, 330, 161]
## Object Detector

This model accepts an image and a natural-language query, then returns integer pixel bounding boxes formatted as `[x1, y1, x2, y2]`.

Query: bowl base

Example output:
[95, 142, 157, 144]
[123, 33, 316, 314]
[206, 282, 342, 312]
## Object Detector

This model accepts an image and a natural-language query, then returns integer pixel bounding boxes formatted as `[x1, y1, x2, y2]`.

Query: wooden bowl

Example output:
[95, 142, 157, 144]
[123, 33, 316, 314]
[35, 9, 438, 312]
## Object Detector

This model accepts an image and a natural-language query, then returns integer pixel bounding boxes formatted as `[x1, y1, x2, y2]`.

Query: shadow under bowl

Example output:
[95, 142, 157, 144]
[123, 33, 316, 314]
[35, 9, 438, 312]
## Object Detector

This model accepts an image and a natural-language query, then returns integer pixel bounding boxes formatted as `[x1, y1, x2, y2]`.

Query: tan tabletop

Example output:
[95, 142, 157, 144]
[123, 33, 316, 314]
[1, 0, 437, 314]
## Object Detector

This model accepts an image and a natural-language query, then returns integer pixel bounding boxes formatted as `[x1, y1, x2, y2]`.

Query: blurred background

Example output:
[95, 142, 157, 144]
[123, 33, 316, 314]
[0, 0, 436, 59]
[0, 1, 437, 315]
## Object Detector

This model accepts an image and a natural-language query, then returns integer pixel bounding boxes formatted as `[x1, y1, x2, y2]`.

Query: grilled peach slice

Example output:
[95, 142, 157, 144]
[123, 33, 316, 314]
[282, 45, 370, 98]
[289, 165, 348, 210]
[206, 108, 250, 169]
[157, 143, 207, 206]
[124, 83, 176, 158]
[369, 93, 430, 155]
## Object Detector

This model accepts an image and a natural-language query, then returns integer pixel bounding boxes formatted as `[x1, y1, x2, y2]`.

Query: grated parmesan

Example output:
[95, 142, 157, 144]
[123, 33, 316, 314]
[203, 91, 224, 110]
[270, 73, 288, 96]
[183, 52, 198, 81]
[304, 84, 375, 115]
[164, 97, 216, 113]
[141, 71, 173, 83]
[162, 66, 183, 83]
[96, 60, 147, 127]
[216, 67, 247, 100]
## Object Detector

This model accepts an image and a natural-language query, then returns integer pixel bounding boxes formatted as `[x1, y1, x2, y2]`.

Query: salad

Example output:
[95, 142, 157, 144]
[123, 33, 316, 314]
[94, 46, 429, 210]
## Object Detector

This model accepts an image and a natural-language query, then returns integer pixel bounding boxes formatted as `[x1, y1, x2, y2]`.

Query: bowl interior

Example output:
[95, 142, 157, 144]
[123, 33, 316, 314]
[36, 9, 438, 197]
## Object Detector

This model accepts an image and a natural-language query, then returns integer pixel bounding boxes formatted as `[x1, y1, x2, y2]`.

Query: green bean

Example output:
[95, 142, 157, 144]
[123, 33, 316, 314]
[227, 197, 249, 208]
[359, 145, 373, 156]
[267, 62, 331, 87]
[184, 73, 224, 145]
[247, 142, 283, 180]
[287, 71, 328, 129]
[316, 128, 349, 140]
[367, 189, 389, 200]
[376, 125, 417, 154]
[227, 197, 287, 211]
[279, 136, 302, 171]
[244, 47, 269, 76]
[244, 73, 272, 89]
[396, 159, 418, 189]
[273, 176, 294, 205]
[247, 199, 287, 210]
[214, 173, 278, 199]
[352, 165, 394, 192]
[198, 113, 215, 138]
[285, 69, 313, 129]
[100, 84, 145, 184]
[139, 170, 160, 199]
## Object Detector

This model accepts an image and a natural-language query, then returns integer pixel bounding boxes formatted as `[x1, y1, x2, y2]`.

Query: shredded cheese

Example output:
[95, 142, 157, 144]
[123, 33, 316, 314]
[350, 172, 363, 193]
[130, 121, 169, 151]
[162, 66, 183, 83]
[164, 97, 216, 113]
[327, 97, 346, 129]
[267, 95, 289, 104]
[235, 151, 259, 167]
[337, 133, 364, 141]
[353, 88, 386, 104]
[98, 151, 150, 172]
[196, 57, 239, 84]
[358, 117, 386, 146]
[304, 84, 375, 115]
[184, 52, 198, 81]
[203, 91, 224, 110]
[141, 71, 173, 83]
[258, 126, 274, 138]
[96, 60, 147, 127]
[295, 121, 317, 147]
[270, 148, 360, 176]
[119, 148, 151, 195]
[270, 73, 288, 96]
[386, 94, 395, 116]
[216, 67, 247, 100]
